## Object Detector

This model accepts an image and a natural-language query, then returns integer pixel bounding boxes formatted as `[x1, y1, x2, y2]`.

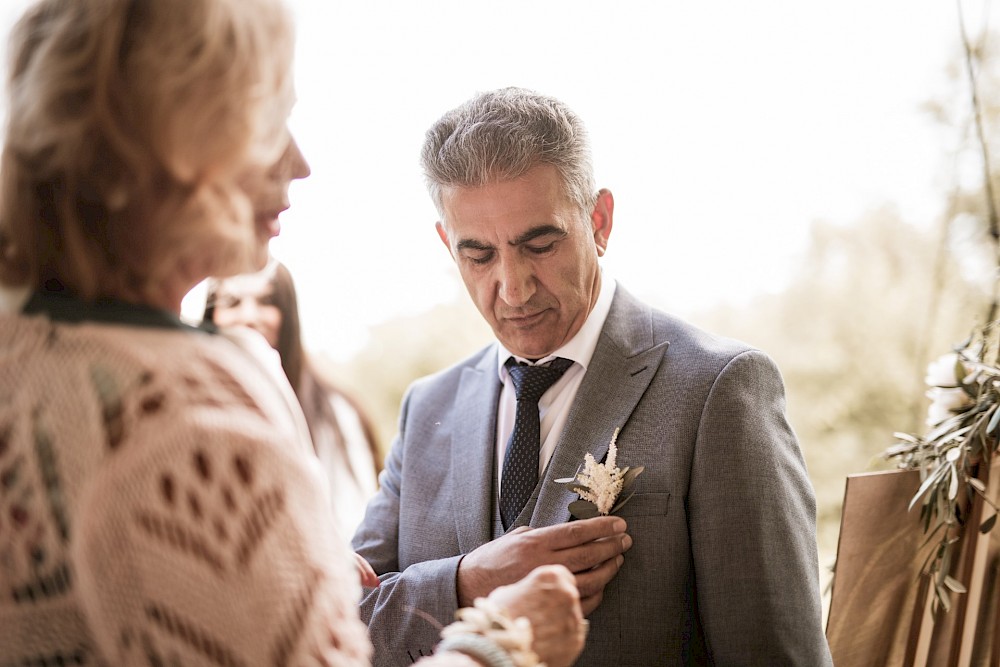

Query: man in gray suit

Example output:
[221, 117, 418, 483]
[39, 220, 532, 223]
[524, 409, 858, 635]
[353, 87, 833, 666]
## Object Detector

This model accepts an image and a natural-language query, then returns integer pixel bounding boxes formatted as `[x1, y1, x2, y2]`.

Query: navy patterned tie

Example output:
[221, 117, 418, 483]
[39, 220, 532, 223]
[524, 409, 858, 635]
[500, 357, 574, 529]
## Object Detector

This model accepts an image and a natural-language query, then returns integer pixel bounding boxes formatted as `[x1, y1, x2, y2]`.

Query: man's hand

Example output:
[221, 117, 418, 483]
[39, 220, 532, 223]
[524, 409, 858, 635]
[489, 564, 587, 667]
[456, 516, 632, 615]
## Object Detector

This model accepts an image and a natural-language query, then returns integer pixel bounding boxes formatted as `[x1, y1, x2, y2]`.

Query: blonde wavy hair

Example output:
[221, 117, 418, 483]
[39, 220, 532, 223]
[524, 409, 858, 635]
[0, 0, 295, 301]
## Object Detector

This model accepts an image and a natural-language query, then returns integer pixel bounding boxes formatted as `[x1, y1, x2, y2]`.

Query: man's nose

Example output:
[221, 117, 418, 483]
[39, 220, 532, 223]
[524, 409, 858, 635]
[497, 256, 535, 307]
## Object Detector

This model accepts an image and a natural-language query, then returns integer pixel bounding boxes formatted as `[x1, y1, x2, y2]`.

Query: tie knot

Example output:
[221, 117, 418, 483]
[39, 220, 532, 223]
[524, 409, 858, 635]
[505, 357, 574, 402]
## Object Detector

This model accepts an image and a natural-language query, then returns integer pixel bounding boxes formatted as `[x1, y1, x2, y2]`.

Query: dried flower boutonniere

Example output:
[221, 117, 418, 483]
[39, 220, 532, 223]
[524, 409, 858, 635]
[554, 428, 644, 520]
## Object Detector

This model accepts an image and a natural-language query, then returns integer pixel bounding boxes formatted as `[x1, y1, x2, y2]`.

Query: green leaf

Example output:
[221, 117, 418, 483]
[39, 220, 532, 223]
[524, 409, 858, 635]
[955, 358, 969, 383]
[909, 465, 947, 512]
[610, 488, 638, 515]
[944, 575, 968, 594]
[568, 499, 600, 520]
[980, 513, 997, 534]
[926, 416, 965, 443]
[554, 464, 583, 486]
[988, 406, 1000, 434]
[885, 444, 915, 459]
[971, 436, 984, 457]
[940, 543, 953, 585]
[937, 487, 949, 523]
[621, 466, 645, 488]
[936, 584, 952, 613]
[917, 521, 947, 550]
[939, 425, 973, 445]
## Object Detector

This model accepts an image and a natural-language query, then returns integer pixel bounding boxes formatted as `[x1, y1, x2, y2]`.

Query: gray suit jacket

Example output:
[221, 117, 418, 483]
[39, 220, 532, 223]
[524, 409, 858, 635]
[352, 286, 833, 666]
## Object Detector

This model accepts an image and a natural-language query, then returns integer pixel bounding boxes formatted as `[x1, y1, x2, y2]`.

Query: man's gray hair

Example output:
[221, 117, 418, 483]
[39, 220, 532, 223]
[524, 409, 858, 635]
[421, 87, 597, 217]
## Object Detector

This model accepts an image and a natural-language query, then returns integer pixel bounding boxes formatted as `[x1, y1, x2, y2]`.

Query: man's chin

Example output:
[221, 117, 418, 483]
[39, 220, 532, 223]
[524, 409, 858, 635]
[499, 336, 558, 361]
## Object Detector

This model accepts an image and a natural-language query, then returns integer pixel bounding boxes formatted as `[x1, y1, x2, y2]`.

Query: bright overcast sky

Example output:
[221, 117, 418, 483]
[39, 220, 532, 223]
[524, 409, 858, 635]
[1, 1, 986, 360]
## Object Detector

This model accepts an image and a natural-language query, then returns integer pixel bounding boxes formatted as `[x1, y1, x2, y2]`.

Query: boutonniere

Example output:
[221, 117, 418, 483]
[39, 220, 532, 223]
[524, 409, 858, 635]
[555, 428, 644, 519]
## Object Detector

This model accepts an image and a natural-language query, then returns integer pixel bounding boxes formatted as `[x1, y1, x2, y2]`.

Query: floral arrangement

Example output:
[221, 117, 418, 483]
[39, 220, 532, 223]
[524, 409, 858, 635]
[439, 596, 540, 667]
[878, 16, 999, 616]
[555, 428, 644, 520]
[885, 329, 1000, 611]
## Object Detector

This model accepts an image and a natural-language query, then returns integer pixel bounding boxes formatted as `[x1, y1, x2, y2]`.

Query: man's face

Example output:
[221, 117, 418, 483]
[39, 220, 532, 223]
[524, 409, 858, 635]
[437, 164, 613, 360]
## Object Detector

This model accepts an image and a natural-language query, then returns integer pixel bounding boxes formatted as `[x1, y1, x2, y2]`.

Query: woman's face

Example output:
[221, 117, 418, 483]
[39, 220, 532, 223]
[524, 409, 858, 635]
[238, 133, 311, 271]
[211, 271, 282, 348]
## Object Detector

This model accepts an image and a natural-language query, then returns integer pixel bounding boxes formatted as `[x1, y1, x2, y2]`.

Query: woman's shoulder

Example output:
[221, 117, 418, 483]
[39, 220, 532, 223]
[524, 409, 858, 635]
[1, 316, 371, 665]
[3, 315, 314, 478]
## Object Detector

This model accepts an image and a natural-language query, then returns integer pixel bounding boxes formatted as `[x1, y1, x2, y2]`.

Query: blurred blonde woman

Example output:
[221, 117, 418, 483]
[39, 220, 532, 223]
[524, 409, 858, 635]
[204, 260, 382, 537]
[0, 1, 585, 666]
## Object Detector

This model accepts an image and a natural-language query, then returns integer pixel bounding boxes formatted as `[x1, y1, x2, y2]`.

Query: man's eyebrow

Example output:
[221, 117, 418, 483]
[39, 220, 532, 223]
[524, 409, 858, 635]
[456, 238, 495, 252]
[509, 225, 567, 246]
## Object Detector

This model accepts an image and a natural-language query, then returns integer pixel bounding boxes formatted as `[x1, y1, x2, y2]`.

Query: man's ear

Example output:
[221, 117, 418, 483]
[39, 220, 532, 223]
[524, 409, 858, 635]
[435, 221, 455, 258]
[591, 189, 614, 257]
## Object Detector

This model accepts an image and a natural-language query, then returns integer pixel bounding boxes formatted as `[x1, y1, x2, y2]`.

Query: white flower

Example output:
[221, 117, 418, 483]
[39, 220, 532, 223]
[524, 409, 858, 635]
[925, 353, 966, 387]
[925, 386, 974, 425]
[573, 429, 627, 515]
[441, 597, 539, 667]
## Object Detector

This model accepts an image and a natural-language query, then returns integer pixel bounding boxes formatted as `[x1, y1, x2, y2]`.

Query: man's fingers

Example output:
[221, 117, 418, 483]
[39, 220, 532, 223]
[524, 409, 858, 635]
[574, 554, 624, 598]
[534, 515, 627, 550]
[557, 532, 632, 573]
[579, 591, 605, 617]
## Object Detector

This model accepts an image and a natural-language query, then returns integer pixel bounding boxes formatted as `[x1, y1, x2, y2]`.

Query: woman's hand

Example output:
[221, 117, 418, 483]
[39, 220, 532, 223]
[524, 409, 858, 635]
[353, 552, 380, 588]
[488, 564, 587, 667]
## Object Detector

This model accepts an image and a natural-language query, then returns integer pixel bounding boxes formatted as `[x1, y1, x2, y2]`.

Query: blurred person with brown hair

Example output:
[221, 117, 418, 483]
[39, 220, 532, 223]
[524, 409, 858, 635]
[204, 259, 382, 536]
[0, 1, 587, 665]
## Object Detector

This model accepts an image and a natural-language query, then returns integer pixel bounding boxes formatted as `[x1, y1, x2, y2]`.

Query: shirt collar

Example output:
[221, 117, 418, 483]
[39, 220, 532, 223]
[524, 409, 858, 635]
[496, 272, 617, 379]
[23, 288, 213, 333]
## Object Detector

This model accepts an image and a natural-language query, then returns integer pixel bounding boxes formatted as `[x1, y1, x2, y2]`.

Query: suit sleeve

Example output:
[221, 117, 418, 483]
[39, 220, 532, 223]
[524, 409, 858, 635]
[351, 389, 464, 667]
[688, 350, 833, 666]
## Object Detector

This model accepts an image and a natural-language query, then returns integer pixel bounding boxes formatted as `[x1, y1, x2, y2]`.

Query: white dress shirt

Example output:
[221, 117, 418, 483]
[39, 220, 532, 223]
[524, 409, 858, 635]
[494, 274, 617, 495]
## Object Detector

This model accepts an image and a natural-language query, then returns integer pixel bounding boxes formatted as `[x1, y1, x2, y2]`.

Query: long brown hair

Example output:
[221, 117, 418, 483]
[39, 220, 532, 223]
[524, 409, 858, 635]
[205, 261, 382, 475]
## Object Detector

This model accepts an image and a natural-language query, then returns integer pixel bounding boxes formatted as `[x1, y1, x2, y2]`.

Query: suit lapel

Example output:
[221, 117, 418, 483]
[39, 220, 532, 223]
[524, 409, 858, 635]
[531, 288, 669, 527]
[450, 349, 501, 552]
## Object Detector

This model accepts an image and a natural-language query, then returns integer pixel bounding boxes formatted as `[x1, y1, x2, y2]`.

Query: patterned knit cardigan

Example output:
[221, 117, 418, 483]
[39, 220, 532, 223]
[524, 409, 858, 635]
[0, 308, 372, 667]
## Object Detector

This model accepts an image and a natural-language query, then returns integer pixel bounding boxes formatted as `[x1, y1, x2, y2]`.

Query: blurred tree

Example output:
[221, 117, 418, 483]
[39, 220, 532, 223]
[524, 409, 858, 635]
[318, 297, 493, 452]
[925, 19, 999, 248]
[691, 209, 988, 570]
[691, 23, 1000, 590]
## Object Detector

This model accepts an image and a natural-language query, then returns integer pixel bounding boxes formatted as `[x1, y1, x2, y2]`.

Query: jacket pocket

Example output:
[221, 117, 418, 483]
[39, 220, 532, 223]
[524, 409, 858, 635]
[616, 491, 670, 517]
